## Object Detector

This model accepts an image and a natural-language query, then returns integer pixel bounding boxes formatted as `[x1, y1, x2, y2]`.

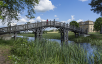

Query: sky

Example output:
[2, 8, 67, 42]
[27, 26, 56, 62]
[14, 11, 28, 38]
[0, 0, 101, 30]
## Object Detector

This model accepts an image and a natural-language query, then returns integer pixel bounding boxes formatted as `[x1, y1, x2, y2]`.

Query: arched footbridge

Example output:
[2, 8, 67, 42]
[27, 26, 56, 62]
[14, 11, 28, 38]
[0, 19, 88, 44]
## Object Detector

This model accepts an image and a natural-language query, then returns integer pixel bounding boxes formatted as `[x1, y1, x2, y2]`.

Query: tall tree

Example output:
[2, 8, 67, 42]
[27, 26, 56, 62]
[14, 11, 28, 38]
[89, 0, 102, 16]
[70, 21, 79, 27]
[0, 0, 39, 24]
[94, 17, 102, 32]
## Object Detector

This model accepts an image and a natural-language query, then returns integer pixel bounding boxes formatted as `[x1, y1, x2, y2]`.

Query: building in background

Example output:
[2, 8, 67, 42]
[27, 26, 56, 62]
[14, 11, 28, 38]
[78, 20, 96, 32]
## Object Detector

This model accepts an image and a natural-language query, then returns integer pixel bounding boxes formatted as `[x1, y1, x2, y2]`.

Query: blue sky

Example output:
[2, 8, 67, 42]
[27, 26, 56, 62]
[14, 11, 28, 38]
[0, 0, 101, 30]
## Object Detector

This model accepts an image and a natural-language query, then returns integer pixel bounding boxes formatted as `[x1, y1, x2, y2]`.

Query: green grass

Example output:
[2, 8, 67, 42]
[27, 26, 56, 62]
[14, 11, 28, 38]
[0, 37, 102, 64]
[8, 38, 102, 64]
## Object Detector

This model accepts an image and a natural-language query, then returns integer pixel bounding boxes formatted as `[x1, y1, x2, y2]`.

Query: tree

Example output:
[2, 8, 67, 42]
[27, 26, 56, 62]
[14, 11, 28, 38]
[0, 0, 39, 24]
[89, 0, 102, 16]
[0, 1, 8, 19]
[70, 21, 79, 27]
[27, 22, 30, 24]
[7, 21, 11, 27]
[94, 17, 102, 32]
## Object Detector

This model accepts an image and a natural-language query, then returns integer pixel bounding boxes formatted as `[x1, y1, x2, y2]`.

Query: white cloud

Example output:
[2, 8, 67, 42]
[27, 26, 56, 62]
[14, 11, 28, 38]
[71, 15, 75, 20]
[36, 16, 42, 21]
[29, 19, 35, 23]
[79, 0, 88, 2]
[66, 15, 75, 23]
[11, 23, 17, 26]
[19, 18, 28, 23]
[67, 19, 72, 22]
[34, 0, 56, 12]
[41, 19, 46, 22]
[54, 15, 57, 17]
[77, 19, 83, 23]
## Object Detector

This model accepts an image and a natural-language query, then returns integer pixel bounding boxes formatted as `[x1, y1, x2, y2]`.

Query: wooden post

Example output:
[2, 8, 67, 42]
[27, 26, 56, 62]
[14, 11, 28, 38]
[41, 20, 42, 27]
[78, 33, 80, 36]
[35, 22, 37, 28]
[50, 20, 51, 28]
[9, 25, 11, 34]
[54, 19, 55, 27]
[35, 31, 37, 41]
[66, 23, 67, 27]
[63, 22, 64, 27]
[75, 32, 76, 37]
[27, 23, 28, 31]
[37, 21, 38, 27]
[60, 22, 61, 26]
[14, 32, 17, 40]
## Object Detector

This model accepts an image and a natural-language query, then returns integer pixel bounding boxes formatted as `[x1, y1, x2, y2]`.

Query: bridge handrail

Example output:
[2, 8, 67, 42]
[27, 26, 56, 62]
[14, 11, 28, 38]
[0, 20, 87, 34]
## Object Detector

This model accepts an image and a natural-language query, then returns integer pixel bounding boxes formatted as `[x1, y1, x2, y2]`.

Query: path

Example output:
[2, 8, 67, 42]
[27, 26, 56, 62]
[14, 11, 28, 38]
[0, 42, 11, 64]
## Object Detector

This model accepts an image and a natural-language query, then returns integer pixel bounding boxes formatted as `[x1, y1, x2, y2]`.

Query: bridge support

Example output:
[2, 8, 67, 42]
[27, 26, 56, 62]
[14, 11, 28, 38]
[14, 32, 17, 40]
[35, 27, 43, 41]
[74, 32, 81, 37]
[60, 28, 68, 46]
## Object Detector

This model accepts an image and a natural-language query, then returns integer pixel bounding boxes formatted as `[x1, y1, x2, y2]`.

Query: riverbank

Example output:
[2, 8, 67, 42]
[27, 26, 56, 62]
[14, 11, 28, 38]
[0, 38, 102, 64]
[19, 32, 102, 46]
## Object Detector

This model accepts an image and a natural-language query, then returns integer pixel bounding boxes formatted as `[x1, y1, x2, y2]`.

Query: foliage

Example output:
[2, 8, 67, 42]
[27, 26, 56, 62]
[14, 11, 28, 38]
[94, 17, 102, 32]
[7, 21, 11, 27]
[7, 38, 102, 64]
[89, 0, 102, 16]
[9, 38, 89, 64]
[70, 21, 79, 27]
[0, 0, 39, 24]
[0, 1, 8, 19]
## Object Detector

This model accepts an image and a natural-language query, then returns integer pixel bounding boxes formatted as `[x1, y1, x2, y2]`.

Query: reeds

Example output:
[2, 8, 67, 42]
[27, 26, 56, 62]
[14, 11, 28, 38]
[9, 38, 102, 64]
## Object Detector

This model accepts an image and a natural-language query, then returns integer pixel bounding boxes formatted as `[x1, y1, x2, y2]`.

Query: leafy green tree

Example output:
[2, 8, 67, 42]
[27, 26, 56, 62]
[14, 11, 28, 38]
[94, 17, 102, 32]
[89, 0, 102, 16]
[70, 21, 79, 27]
[0, 0, 39, 24]
[0, 1, 8, 19]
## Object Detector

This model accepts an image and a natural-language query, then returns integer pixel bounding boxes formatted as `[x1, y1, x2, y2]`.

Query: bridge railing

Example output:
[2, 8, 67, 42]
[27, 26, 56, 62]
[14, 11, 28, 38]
[0, 20, 87, 34]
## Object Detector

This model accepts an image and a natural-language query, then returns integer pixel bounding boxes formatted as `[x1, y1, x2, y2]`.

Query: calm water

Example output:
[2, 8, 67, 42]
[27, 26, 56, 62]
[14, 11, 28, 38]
[17, 35, 100, 64]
